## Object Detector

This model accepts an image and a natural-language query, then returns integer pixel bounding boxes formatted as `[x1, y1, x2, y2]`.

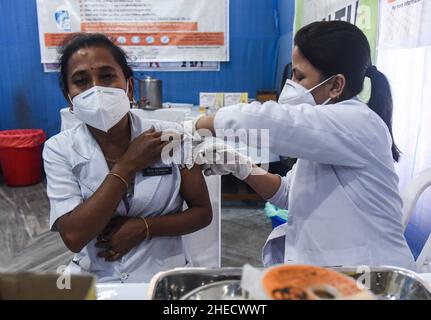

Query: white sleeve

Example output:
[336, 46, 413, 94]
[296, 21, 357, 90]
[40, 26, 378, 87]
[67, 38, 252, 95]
[153, 120, 183, 133]
[266, 167, 294, 210]
[214, 101, 371, 168]
[43, 138, 83, 231]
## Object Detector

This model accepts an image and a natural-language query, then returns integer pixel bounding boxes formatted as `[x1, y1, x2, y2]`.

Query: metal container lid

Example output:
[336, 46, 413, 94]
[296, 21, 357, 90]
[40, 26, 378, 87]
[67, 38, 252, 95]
[141, 75, 161, 83]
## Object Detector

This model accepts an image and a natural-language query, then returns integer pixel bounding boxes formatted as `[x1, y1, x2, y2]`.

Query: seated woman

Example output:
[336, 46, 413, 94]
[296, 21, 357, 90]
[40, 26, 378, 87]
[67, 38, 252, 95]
[43, 33, 212, 283]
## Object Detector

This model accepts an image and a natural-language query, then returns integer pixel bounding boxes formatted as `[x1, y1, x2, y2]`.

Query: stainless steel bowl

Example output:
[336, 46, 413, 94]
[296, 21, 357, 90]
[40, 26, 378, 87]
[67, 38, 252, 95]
[332, 266, 431, 300]
[181, 280, 244, 300]
[148, 267, 242, 300]
[148, 266, 431, 300]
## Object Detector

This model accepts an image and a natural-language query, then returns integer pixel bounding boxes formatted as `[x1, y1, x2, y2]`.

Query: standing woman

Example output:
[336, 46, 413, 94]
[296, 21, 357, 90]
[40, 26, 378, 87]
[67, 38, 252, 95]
[195, 21, 416, 270]
[43, 34, 212, 283]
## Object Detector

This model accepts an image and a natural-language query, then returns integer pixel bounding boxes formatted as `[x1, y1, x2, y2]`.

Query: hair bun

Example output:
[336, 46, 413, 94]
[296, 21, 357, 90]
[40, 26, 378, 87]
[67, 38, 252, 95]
[365, 65, 378, 77]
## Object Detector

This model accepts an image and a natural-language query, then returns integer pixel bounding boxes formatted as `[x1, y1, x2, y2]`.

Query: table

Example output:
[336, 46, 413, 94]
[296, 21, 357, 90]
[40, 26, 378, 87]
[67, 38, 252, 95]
[96, 283, 150, 300]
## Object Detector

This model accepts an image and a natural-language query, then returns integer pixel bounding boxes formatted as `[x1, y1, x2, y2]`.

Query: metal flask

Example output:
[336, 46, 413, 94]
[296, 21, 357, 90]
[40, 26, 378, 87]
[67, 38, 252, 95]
[138, 76, 163, 109]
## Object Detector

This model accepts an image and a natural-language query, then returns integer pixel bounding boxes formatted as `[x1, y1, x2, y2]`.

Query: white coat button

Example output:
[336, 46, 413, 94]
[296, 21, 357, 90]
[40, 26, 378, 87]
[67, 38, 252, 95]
[120, 272, 129, 281]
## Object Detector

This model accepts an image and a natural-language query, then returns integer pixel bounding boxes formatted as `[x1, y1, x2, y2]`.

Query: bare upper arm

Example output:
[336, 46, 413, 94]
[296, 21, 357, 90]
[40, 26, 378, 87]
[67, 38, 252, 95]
[179, 165, 211, 210]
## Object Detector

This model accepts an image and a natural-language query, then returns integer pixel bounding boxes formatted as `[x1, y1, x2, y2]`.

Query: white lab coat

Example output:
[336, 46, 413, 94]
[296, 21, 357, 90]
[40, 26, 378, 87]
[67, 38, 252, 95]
[43, 112, 191, 283]
[214, 97, 417, 270]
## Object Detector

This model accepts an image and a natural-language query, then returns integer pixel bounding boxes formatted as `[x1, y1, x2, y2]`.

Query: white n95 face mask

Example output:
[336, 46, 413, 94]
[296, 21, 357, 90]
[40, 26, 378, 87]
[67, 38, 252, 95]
[278, 76, 335, 106]
[69, 84, 130, 132]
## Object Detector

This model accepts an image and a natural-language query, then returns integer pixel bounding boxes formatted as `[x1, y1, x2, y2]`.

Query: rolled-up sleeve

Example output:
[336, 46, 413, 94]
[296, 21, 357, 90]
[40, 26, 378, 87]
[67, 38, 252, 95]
[43, 138, 83, 231]
[267, 168, 294, 210]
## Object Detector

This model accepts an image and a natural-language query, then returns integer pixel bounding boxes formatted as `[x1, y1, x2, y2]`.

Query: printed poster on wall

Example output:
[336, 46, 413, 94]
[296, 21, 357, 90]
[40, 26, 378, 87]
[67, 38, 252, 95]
[36, 0, 229, 65]
[378, 0, 431, 49]
[43, 61, 221, 72]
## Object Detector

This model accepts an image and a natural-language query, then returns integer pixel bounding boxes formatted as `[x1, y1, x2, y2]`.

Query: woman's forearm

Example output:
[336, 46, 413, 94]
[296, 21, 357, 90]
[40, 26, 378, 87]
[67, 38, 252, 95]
[145, 206, 212, 237]
[57, 163, 133, 252]
[195, 115, 282, 200]
[245, 165, 281, 200]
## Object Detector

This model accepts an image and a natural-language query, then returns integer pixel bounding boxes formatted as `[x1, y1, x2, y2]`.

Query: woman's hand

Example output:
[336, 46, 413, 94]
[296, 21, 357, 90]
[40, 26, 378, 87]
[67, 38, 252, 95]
[95, 216, 148, 261]
[195, 140, 254, 180]
[114, 126, 175, 178]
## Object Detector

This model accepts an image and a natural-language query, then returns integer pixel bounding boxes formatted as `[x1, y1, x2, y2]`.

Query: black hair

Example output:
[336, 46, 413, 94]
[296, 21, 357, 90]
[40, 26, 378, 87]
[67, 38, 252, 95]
[58, 33, 133, 93]
[294, 21, 400, 162]
[279, 62, 292, 99]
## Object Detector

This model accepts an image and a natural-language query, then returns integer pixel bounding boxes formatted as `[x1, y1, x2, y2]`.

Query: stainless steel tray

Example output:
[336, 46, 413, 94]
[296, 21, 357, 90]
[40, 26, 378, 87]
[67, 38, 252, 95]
[148, 267, 242, 300]
[147, 266, 431, 300]
[181, 280, 244, 300]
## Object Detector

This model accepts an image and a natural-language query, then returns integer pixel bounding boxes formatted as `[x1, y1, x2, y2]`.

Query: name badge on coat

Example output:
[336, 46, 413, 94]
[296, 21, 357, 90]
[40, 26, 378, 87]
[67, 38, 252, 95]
[142, 167, 173, 176]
